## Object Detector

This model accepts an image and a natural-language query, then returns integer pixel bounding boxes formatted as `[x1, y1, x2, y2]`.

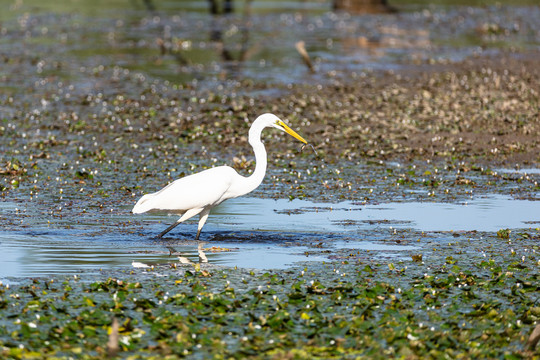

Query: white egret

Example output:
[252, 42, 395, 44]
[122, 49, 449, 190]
[132, 113, 308, 239]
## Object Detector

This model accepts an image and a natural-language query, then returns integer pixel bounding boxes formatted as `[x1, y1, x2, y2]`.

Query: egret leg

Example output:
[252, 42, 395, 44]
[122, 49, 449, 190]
[195, 209, 211, 240]
[156, 222, 181, 239]
[155, 208, 204, 239]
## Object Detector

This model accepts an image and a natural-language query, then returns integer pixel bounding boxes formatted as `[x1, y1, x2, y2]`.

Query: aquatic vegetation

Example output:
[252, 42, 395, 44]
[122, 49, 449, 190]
[0, 230, 538, 358]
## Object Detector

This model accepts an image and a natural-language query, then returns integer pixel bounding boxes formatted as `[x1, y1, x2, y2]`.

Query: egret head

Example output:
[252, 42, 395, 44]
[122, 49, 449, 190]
[259, 113, 307, 144]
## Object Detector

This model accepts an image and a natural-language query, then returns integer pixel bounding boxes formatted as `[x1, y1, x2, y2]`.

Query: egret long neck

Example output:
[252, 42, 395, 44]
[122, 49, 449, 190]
[248, 139, 267, 190]
[236, 125, 268, 196]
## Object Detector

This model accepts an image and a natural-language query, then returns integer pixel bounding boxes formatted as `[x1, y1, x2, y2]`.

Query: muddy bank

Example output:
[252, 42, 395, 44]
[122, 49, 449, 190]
[287, 51, 540, 165]
[3, 50, 539, 169]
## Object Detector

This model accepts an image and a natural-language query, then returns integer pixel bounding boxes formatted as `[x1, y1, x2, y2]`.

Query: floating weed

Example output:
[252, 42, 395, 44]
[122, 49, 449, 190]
[497, 228, 511, 239]
[2, 234, 538, 358]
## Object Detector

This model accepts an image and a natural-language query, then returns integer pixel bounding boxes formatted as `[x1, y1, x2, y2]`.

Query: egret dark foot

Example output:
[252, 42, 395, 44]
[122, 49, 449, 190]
[195, 229, 201, 241]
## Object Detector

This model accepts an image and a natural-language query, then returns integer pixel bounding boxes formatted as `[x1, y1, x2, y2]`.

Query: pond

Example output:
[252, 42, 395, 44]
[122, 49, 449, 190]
[1, 193, 537, 279]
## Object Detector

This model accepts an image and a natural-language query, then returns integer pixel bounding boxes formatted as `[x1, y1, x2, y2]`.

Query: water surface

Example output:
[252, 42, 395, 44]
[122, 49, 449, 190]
[2, 0, 540, 95]
[1, 194, 537, 278]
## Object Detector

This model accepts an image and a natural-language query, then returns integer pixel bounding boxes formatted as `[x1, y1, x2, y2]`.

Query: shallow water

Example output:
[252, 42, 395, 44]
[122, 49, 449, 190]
[1, 0, 540, 95]
[0, 194, 537, 278]
[494, 168, 540, 175]
[210, 194, 539, 232]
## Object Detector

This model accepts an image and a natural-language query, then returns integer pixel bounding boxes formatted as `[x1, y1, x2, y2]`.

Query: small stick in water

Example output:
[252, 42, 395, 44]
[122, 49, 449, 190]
[295, 41, 315, 73]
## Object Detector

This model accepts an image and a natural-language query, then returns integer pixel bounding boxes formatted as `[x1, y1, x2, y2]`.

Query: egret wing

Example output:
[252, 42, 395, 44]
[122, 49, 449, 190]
[136, 166, 238, 213]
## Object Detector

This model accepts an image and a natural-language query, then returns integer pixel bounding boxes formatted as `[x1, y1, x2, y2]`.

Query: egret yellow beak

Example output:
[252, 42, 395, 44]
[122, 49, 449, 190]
[277, 120, 307, 144]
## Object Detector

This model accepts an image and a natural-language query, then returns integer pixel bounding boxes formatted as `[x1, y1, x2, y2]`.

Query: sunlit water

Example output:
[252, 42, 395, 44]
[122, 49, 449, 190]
[0, 194, 538, 279]
[494, 168, 540, 175]
[209, 194, 539, 233]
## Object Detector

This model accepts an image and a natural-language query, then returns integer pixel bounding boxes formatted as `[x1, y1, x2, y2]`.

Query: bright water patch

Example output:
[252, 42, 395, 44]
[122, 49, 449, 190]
[495, 168, 540, 175]
[0, 231, 171, 278]
[0, 230, 328, 278]
[208, 194, 539, 233]
[0, 194, 538, 278]
[177, 241, 328, 269]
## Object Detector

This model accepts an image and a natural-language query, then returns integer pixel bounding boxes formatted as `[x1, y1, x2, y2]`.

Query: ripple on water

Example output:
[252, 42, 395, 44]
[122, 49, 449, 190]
[0, 195, 538, 277]
[210, 194, 539, 233]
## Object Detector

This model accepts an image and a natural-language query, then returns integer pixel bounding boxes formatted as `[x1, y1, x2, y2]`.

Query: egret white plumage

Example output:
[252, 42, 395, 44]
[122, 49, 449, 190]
[132, 113, 308, 239]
